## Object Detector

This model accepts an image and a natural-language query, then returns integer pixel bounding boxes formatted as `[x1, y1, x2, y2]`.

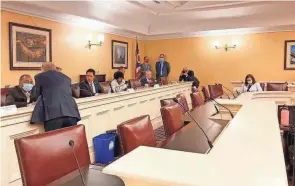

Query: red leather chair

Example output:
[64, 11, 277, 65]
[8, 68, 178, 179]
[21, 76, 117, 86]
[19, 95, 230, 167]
[190, 92, 205, 108]
[160, 77, 168, 85]
[71, 83, 80, 98]
[176, 93, 189, 113]
[266, 82, 288, 91]
[260, 83, 265, 91]
[14, 125, 90, 186]
[1, 87, 13, 106]
[208, 84, 223, 99]
[100, 81, 111, 94]
[128, 79, 143, 89]
[160, 99, 176, 108]
[201, 86, 210, 102]
[117, 115, 157, 155]
[161, 104, 185, 137]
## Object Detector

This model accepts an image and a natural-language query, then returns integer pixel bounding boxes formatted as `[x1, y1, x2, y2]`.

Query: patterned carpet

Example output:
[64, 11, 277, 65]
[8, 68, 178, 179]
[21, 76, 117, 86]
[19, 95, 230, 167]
[154, 126, 166, 143]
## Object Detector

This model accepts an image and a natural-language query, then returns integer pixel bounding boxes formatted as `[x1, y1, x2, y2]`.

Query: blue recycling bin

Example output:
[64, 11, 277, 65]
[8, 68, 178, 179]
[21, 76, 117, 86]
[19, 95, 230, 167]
[93, 133, 116, 164]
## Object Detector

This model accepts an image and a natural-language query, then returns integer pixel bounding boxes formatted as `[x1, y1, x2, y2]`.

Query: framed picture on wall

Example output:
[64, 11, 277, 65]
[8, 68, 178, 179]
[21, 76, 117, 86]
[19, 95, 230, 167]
[284, 40, 295, 70]
[112, 40, 128, 69]
[9, 22, 52, 70]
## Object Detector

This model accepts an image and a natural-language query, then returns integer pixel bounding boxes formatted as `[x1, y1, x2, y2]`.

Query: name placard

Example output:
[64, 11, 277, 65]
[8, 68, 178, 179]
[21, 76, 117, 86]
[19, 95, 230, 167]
[0, 105, 17, 117]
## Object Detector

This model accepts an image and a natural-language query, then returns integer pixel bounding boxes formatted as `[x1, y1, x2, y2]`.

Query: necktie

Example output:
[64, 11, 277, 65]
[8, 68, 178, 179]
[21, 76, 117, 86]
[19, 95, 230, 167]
[91, 83, 96, 94]
[160, 62, 163, 76]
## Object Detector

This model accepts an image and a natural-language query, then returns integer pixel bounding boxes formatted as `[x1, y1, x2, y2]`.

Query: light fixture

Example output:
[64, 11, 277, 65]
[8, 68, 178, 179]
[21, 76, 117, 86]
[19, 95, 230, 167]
[214, 40, 237, 51]
[86, 33, 104, 50]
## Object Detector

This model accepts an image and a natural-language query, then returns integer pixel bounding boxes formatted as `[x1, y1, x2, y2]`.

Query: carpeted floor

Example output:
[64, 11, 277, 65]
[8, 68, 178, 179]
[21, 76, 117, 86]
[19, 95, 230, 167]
[154, 126, 166, 143]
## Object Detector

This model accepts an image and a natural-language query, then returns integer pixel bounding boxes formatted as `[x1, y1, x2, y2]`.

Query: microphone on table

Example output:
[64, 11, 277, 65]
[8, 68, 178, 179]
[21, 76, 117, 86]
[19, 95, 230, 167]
[172, 98, 213, 149]
[215, 83, 237, 99]
[209, 97, 234, 118]
[69, 140, 86, 186]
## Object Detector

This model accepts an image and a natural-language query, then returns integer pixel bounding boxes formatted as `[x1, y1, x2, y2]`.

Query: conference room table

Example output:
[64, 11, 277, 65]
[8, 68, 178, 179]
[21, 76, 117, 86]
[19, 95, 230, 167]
[47, 165, 124, 186]
[103, 92, 288, 186]
[161, 102, 228, 154]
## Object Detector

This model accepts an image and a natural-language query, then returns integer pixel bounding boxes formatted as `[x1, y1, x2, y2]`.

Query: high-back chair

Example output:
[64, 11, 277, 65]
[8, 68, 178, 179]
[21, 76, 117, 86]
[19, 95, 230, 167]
[176, 93, 189, 113]
[117, 115, 157, 155]
[14, 125, 90, 186]
[266, 82, 288, 91]
[190, 92, 205, 108]
[201, 86, 210, 102]
[160, 104, 185, 137]
[1, 87, 13, 106]
[128, 79, 143, 89]
[100, 81, 111, 94]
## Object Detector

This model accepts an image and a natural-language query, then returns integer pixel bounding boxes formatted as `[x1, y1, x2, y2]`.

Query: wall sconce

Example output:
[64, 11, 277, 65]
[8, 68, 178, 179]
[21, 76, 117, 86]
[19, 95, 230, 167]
[86, 33, 105, 50]
[214, 40, 238, 51]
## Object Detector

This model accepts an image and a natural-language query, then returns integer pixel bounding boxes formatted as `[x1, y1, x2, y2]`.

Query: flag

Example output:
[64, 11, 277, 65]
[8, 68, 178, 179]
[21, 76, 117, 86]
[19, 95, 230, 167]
[135, 39, 141, 79]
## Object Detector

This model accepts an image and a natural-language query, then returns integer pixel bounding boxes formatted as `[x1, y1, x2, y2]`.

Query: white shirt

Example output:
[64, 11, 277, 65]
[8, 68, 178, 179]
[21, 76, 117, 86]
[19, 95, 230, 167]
[239, 82, 263, 93]
[111, 79, 127, 93]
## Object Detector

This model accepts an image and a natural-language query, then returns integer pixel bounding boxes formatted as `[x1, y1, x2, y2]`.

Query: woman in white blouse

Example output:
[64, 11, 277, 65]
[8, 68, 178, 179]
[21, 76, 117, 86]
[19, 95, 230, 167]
[239, 74, 263, 93]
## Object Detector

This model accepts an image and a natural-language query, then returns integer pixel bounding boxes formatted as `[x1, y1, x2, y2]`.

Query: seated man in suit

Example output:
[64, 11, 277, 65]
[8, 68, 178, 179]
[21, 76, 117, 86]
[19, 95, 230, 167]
[111, 71, 128, 93]
[179, 67, 200, 89]
[79, 68, 104, 97]
[6, 74, 37, 108]
[141, 70, 155, 87]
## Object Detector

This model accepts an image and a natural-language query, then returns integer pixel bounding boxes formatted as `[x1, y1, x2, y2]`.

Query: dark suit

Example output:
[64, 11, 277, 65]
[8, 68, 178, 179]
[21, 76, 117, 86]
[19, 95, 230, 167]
[5, 86, 37, 108]
[140, 78, 155, 87]
[30, 70, 81, 132]
[79, 80, 104, 98]
[179, 70, 200, 88]
[155, 61, 170, 80]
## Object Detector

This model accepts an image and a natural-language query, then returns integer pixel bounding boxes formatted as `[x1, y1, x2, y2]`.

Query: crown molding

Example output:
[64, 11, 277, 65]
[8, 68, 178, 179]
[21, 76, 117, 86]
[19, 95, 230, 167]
[2, 3, 295, 41]
[1, 5, 145, 40]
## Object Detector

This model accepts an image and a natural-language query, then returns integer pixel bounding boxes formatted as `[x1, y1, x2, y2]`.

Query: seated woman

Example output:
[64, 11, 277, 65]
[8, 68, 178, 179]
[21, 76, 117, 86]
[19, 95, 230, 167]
[111, 71, 128, 93]
[5, 74, 37, 108]
[239, 74, 262, 93]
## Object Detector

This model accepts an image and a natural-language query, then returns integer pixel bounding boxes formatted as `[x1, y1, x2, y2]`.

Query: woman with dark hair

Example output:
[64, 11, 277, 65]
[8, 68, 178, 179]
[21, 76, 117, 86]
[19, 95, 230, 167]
[239, 74, 262, 93]
[111, 71, 128, 93]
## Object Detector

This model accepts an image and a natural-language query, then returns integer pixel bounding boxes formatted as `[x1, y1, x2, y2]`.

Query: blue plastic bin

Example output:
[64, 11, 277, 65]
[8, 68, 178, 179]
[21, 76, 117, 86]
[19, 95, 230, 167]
[93, 133, 116, 164]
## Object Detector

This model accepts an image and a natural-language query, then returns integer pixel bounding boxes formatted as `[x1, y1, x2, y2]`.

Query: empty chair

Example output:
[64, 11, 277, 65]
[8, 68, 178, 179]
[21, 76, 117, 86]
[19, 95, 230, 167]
[208, 84, 224, 99]
[14, 125, 90, 186]
[160, 98, 176, 108]
[100, 81, 111, 93]
[1, 87, 13, 106]
[266, 82, 288, 91]
[176, 93, 189, 113]
[71, 83, 80, 98]
[201, 86, 210, 102]
[117, 115, 157, 155]
[260, 83, 266, 91]
[161, 104, 185, 137]
[190, 92, 205, 108]
[128, 79, 143, 89]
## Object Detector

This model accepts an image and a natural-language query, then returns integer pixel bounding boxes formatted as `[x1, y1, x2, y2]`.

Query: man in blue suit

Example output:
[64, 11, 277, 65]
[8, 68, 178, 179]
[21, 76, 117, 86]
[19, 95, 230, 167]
[31, 62, 80, 132]
[155, 54, 170, 81]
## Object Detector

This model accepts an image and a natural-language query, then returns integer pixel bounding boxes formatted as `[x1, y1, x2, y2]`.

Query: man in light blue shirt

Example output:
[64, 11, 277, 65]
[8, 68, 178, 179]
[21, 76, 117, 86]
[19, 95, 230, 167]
[155, 54, 170, 81]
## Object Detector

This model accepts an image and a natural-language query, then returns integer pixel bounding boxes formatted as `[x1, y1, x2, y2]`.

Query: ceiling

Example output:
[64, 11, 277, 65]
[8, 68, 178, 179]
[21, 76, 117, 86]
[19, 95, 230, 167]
[2, 1, 295, 39]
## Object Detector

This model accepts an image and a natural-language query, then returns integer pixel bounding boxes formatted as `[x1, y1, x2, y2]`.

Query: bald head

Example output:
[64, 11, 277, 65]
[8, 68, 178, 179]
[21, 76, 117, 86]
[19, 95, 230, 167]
[42, 62, 56, 72]
[145, 70, 152, 79]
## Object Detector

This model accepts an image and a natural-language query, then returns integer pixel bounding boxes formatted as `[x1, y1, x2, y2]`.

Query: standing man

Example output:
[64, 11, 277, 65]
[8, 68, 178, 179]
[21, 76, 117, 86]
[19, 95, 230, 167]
[156, 54, 170, 81]
[140, 56, 151, 79]
[30, 62, 81, 132]
[79, 68, 104, 97]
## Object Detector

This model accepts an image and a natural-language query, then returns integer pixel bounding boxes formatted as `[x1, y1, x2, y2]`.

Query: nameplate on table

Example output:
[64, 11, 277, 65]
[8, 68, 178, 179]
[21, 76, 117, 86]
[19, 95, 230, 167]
[0, 105, 17, 117]
[127, 88, 135, 93]
[154, 84, 160, 88]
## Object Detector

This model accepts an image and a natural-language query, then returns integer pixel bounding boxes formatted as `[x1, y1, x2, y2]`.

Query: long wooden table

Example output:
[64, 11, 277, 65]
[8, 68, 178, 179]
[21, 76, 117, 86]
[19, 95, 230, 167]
[0, 82, 192, 186]
[103, 92, 288, 186]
